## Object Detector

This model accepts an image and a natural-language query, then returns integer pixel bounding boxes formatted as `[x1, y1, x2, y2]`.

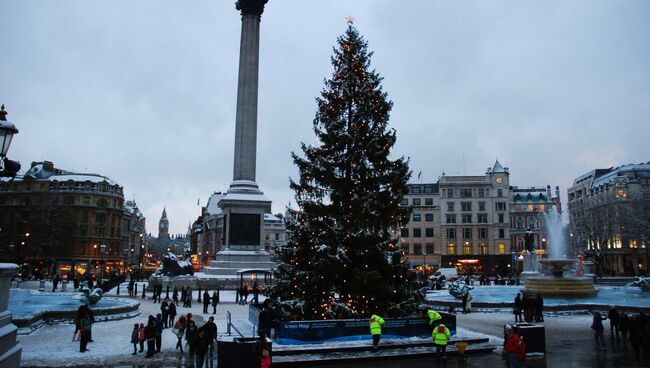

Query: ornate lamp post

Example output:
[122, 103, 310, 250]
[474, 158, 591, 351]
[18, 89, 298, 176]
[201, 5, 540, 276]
[0, 104, 20, 177]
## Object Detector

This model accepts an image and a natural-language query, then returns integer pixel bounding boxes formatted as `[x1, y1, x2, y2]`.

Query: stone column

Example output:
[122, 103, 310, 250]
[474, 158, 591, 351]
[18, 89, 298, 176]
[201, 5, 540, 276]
[232, 0, 268, 184]
[0, 264, 21, 367]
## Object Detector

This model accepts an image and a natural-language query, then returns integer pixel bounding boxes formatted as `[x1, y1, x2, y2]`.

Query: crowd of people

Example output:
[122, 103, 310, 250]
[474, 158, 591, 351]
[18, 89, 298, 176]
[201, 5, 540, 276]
[512, 292, 544, 323]
[592, 306, 650, 363]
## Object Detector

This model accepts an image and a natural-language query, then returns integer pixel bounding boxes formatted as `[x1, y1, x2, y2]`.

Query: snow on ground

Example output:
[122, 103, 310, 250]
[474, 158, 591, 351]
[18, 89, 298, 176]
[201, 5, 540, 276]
[18, 287, 255, 367]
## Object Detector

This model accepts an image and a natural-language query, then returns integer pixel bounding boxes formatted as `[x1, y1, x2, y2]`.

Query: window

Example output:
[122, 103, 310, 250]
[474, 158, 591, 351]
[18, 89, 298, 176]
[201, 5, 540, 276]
[479, 201, 486, 211]
[539, 204, 545, 212]
[447, 189, 454, 198]
[413, 244, 422, 255]
[83, 196, 90, 205]
[462, 228, 472, 239]
[478, 188, 485, 198]
[464, 242, 472, 255]
[496, 202, 506, 211]
[412, 186, 421, 194]
[527, 204, 534, 211]
[460, 188, 472, 198]
[447, 243, 456, 255]
[426, 243, 434, 254]
[65, 196, 75, 205]
[479, 228, 488, 239]
[413, 228, 422, 238]
[425, 228, 434, 237]
[499, 228, 505, 238]
[480, 242, 488, 255]
[447, 228, 456, 239]
[461, 202, 472, 211]
[425, 213, 434, 222]
[498, 213, 504, 223]
[478, 214, 488, 223]
[425, 198, 433, 206]
[485, 188, 490, 197]
[446, 214, 456, 224]
[413, 213, 421, 222]
[447, 202, 455, 211]
[462, 214, 472, 224]
[499, 243, 506, 255]
[401, 227, 409, 237]
[413, 198, 421, 206]
[401, 198, 409, 206]
[497, 189, 503, 197]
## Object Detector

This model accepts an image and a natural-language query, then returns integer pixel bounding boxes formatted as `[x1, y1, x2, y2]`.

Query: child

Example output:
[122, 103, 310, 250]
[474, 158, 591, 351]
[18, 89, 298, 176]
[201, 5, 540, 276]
[131, 324, 139, 355]
[260, 348, 271, 368]
[138, 323, 145, 352]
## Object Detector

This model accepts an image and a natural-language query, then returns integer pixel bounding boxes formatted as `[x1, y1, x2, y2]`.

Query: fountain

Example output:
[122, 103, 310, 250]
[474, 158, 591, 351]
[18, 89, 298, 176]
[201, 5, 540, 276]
[524, 206, 597, 297]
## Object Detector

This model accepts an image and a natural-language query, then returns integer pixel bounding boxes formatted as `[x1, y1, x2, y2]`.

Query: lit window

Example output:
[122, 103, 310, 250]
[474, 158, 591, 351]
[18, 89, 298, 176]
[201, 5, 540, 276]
[447, 243, 456, 255]
[499, 243, 506, 255]
[464, 242, 472, 255]
[480, 242, 488, 255]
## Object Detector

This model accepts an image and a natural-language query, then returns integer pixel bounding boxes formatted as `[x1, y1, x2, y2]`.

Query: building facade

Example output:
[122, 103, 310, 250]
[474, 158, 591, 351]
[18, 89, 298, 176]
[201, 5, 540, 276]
[568, 162, 650, 276]
[399, 161, 559, 276]
[122, 200, 146, 267]
[0, 161, 127, 278]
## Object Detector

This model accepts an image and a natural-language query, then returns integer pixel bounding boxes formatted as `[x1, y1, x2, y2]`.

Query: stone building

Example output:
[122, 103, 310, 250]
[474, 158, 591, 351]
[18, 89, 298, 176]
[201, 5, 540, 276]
[399, 160, 559, 276]
[510, 185, 561, 253]
[0, 161, 127, 278]
[122, 200, 146, 266]
[568, 162, 650, 276]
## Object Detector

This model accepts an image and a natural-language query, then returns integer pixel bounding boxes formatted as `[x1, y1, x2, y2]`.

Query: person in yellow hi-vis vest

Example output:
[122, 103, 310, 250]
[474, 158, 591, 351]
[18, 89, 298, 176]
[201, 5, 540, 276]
[427, 309, 442, 326]
[369, 314, 385, 350]
[433, 322, 451, 362]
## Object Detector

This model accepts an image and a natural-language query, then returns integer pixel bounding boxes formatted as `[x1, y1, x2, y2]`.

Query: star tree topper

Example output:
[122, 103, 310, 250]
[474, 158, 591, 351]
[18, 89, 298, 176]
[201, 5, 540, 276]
[345, 15, 355, 25]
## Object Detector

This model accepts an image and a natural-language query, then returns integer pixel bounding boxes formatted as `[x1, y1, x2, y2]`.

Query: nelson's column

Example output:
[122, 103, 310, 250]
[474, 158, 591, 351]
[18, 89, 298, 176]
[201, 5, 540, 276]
[205, 0, 275, 277]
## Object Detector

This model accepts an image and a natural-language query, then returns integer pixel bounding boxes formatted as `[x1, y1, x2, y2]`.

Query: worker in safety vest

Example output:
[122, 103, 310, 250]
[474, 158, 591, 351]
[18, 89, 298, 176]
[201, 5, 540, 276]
[433, 323, 451, 362]
[427, 309, 442, 325]
[369, 314, 385, 350]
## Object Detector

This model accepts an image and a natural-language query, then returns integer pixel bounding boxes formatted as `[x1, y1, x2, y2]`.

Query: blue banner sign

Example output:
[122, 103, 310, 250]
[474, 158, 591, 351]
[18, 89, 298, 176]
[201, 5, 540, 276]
[274, 314, 456, 345]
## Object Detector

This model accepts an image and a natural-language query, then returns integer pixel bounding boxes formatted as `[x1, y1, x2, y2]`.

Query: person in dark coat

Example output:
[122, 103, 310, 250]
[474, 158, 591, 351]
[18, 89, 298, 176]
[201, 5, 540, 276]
[181, 286, 188, 307]
[461, 292, 468, 314]
[130, 323, 139, 355]
[52, 273, 60, 291]
[535, 294, 544, 322]
[200, 316, 218, 363]
[252, 282, 259, 304]
[629, 313, 644, 362]
[608, 306, 620, 339]
[514, 293, 523, 323]
[619, 312, 630, 342]
[185, 320, 198, 359]
[242, 283, 249, 304]
[203, 290, 210, 314]
[168, 300, 177, 327]
[79, 309, 92, 353]
[172, 286, 179, 306]
[211, 291, 218, 314]
[161, 298, 170, 328]
[258, 300, 274, 338]
[191, 330, 210, 368]
[155, 314, 163, 352]
[592, 311, 607, 351]
[186, 286, 193, 308]
[144, 316, 156, 358]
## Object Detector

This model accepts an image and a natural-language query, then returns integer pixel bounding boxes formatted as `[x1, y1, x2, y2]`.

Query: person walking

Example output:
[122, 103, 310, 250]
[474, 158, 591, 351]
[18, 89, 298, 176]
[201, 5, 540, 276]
[185, 320, 198, 360]
[252, 282, 259, 304]
[369, 314, 385, 350]
[127, 279, 134, 296]
[200, 316, 218, 366]
[211, 291, 218, 315]
[591, 311, 607, 351]
[466, 291, 473, 314]
[186, 286, 193, 308]
[258, 300, 274, 338]
[608, 305, 620, 340]
[514, 293, 523, 323]
[155, 314, 164, 353]
[242, 283, 249, 304]
[52, 273, 60, 292]
[79, 310, 92, 353]
[432, 322, 451, 362]
[181, 287, 187, 307]
[168, 300, 177, 327]
[173, 315, 187, 353]
[462, 292, 468, 314]
[191, 330, 210, 368]
[130, 323, 139, 355]
[172, 286, 179, 306]
[161, 298, 170, 328]
[203, 290, 210, 314]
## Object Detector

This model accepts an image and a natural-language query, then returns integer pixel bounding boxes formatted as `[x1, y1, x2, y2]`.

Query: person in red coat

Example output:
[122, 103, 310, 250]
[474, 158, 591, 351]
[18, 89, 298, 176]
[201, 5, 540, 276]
[504, 327, 521, 368]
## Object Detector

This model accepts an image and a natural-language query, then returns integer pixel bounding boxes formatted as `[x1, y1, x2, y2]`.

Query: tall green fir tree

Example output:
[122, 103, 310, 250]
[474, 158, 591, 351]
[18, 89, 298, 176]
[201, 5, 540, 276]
[269, 25, 426, 320]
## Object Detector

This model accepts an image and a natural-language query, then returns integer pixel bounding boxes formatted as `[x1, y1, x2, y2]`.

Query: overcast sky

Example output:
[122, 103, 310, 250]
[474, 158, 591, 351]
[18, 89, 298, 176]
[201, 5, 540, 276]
[2, 1, 649, 234]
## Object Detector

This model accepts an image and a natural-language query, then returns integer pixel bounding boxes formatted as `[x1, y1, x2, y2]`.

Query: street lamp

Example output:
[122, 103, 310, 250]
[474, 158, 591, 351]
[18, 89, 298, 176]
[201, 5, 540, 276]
[99, 244, 106, 285]
[0, 104, 20, 177]
[422, 252, 427, 277]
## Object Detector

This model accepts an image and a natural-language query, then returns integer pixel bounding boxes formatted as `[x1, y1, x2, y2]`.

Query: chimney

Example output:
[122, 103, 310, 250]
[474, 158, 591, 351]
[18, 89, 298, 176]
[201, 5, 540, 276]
[546, 185, 551, 198]
[555, 186, 560, 198]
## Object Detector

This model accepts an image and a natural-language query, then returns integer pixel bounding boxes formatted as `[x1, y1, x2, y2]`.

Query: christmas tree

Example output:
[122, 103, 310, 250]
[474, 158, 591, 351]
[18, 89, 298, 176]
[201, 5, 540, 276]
[269, 24, 425, 320]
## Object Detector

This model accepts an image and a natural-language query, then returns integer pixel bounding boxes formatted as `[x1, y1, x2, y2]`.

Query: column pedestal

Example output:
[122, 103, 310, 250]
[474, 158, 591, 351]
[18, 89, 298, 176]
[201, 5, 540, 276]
[0, 264, 21, 367]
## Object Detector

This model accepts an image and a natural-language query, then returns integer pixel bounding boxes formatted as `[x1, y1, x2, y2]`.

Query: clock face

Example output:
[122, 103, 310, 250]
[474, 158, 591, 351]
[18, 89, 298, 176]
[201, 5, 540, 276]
[496, 177, 503, 184]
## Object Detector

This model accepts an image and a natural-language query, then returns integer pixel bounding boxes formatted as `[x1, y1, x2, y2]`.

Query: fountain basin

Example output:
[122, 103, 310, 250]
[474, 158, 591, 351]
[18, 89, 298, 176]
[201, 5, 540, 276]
[525, 276, 597, 297]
